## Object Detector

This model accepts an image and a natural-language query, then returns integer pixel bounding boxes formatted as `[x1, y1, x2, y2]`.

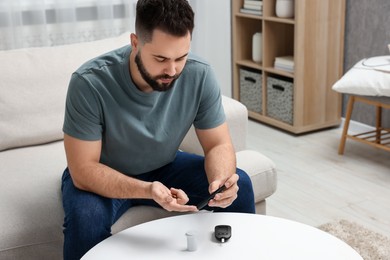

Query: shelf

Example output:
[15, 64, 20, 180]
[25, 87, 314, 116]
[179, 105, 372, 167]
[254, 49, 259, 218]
[263, 22, 294, 69]
[235, 12, 263, 20]
[263, 16, 295, 24]
[232, 0, 345, 133]
[264, 67, 294, 78]
[236, 60, 262, 70]
[235, 13, 295, 24]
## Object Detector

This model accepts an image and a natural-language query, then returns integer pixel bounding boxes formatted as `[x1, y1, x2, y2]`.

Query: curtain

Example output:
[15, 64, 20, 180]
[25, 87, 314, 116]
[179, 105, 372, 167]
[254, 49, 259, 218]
[0, 0, 231, 96]
[0, 0, 136, 50]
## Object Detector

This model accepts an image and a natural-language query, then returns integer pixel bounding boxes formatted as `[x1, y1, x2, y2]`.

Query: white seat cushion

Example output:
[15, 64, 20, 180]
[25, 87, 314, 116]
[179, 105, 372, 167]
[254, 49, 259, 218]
[332, 56, 390, 97]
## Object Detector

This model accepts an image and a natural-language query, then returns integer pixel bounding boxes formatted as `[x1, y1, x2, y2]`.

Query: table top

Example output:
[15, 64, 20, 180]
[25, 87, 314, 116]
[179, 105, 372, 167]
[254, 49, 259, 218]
[81, 212, 363, 260]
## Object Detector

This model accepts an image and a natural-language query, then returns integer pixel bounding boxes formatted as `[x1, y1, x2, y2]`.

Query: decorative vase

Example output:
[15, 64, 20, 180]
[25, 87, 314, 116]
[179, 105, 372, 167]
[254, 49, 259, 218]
[252, 32, 262, 63]
[275, 0, 294, 18]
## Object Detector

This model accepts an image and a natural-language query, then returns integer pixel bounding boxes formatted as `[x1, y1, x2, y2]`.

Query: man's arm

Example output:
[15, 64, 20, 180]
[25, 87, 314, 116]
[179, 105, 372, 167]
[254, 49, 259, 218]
[63, 134, 197, 212]
[195, 122, 239, 208]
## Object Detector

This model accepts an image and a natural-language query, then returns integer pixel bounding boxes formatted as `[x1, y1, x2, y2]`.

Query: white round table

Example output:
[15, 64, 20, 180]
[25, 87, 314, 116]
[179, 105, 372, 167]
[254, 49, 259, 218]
[81, 212, 363, 259]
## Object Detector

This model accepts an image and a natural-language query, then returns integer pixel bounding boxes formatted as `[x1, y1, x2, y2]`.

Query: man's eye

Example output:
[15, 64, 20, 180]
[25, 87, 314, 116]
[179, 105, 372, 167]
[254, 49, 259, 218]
[156, 58, 166, 62]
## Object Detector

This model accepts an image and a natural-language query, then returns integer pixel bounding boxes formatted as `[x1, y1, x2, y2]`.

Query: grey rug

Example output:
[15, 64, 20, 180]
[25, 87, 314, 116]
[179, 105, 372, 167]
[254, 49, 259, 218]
[318, 219, 390, 260]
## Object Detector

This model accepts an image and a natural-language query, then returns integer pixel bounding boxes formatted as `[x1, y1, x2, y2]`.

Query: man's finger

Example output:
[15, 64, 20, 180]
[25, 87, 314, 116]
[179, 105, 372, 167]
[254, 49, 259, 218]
[170, 188, 189, 205]
[169, 204, 198, 212]
[224, 173, 239, 188]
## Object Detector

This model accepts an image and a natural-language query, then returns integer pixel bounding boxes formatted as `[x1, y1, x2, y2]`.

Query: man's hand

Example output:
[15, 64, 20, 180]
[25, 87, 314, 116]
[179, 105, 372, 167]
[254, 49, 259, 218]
[208, 174, 239, 208]
[195, 122, 238, 209]
[150, 181, 198, 212]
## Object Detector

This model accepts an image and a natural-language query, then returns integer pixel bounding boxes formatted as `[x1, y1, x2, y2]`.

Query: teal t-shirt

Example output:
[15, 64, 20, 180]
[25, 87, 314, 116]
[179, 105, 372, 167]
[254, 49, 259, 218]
[63, 45, 225, 176]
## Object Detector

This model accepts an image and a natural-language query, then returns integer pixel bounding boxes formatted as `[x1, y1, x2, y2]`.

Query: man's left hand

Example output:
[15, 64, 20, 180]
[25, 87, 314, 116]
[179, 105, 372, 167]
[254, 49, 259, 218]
[207, 173, 239, 208]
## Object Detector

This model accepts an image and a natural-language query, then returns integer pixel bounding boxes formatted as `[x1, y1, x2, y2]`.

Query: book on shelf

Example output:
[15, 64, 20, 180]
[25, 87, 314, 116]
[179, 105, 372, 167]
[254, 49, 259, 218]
[243, 3, 263, 11]
[240, 8, 262, 16]
[245, 0, 263, 5]
[275, 56, 294, 66]
[274, 56, 294, 73]
[274, 64, 294, 73]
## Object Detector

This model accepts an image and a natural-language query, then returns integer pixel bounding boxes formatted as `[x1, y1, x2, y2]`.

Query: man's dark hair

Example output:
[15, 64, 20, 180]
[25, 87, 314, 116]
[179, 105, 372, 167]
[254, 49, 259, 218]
[135, 0, 195, 43]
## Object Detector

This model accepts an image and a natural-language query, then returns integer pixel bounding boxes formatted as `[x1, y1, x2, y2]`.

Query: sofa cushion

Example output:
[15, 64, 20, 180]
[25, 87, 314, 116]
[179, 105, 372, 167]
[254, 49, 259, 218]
[0, 141, 65, 258]
[236, 150, 277, 202]
[0, 33, 130, 151]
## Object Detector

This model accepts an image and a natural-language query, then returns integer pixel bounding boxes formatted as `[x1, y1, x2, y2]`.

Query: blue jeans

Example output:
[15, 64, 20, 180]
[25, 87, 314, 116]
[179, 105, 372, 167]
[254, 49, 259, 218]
[61, 151, 255, 260]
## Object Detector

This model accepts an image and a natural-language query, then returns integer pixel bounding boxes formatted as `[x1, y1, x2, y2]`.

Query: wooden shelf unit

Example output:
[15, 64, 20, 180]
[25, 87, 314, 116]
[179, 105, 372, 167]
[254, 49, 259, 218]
[232, 0, 346, 134]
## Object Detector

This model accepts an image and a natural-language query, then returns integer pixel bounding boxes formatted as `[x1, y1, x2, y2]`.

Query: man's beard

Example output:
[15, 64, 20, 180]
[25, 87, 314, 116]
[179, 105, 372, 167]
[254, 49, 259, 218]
[135, 52, 180, 92]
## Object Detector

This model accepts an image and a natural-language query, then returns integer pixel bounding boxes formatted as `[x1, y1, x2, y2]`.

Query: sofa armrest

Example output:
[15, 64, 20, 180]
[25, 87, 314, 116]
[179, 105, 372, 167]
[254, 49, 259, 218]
[179, 96, 248, 155]
[236, 150, 277, 203]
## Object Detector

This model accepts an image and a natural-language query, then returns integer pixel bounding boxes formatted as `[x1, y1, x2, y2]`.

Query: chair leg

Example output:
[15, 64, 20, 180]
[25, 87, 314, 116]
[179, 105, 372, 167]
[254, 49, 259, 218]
[338, 95, 355, 155]
[375, 105, 382, 144]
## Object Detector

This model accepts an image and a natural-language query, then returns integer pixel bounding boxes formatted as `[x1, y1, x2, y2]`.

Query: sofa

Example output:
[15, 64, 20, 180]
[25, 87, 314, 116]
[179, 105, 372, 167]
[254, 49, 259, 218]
[0, 33, 277, 259]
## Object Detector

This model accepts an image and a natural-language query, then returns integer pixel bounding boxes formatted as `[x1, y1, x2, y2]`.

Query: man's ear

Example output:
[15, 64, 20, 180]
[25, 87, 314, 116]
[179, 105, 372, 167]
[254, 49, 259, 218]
[130, 33, 139, 50]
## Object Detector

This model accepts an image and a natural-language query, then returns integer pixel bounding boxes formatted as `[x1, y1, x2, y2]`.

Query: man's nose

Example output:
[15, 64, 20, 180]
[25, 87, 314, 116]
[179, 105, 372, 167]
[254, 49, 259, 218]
[164, 61, 176, 77]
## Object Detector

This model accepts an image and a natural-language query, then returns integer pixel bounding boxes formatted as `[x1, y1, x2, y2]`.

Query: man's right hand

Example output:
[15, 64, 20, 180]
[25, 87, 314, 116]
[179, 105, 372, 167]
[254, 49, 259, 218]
[150, 181, 198, 212]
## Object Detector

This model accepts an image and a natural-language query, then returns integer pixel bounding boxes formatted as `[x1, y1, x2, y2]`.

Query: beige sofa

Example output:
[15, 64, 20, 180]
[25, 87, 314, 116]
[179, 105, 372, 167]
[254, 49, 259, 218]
[0, 33, 277, 259]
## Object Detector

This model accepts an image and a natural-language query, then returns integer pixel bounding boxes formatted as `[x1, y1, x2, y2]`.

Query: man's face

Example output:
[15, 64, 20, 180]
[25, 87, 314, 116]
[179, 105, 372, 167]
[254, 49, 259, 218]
[134, 51, 180, 92]
[132, 29, 191, 92]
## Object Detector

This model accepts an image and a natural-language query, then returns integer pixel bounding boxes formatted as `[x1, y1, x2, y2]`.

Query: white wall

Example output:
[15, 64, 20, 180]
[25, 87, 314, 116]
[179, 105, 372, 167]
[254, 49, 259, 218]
[190, 0, 232, 97]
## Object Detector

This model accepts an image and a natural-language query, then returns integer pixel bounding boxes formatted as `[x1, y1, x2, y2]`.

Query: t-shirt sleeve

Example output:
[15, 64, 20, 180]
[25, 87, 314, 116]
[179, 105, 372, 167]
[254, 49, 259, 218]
[193, 66, 226, 129]
[62, 73, 103, 140]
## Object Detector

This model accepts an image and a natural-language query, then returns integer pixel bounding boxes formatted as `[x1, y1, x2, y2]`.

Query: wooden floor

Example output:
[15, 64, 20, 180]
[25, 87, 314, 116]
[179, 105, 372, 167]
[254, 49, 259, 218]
[247, 119, 390, 238]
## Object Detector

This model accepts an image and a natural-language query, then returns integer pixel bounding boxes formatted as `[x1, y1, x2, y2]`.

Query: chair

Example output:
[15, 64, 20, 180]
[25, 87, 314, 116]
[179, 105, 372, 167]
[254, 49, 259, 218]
[332, 55, 390, 154]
